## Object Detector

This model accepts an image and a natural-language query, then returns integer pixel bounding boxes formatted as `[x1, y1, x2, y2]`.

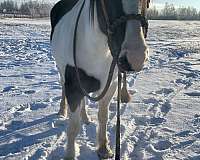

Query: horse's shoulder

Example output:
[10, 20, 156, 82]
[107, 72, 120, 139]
[50, 0, 79, 39]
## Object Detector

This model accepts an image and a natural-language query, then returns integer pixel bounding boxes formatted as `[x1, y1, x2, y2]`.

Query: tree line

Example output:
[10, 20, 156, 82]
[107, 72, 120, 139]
[0, 0, 52, 18]
[148, 3, 200, 20]
[0, 1, 200, 20]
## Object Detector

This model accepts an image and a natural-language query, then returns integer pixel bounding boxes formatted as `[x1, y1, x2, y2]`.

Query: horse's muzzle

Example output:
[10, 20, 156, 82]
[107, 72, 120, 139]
[118, 55, 133, 72]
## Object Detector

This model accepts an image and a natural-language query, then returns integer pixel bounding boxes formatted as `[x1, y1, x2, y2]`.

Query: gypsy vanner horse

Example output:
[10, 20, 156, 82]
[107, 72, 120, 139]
[51, 0, 150, 159]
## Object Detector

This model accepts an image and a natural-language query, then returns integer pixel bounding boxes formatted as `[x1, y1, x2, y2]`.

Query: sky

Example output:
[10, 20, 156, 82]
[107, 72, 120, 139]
[0, 0, 199, 11]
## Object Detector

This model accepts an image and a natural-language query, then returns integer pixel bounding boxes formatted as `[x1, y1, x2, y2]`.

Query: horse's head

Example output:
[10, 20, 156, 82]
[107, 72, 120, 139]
[97, 0, 150, 72]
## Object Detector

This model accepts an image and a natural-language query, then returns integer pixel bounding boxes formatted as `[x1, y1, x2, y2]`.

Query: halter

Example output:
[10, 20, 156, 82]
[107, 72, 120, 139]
[100, 0, 149, 41]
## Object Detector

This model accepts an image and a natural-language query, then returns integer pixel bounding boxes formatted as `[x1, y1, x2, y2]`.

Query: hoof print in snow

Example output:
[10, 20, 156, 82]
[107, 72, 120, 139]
[150, 140, 172, 153]
[160, 100, 171, 115]
[30, 102, 48, 111]
[155, 88, 174, 96]
[172, 140, 196, 150]
[23, 74, 35, 79]
[185, 91, 200, 97]
[2, 86, 17, 92]
[24, 90, 36, 95]
[174, 130, 192, 137]
[149, 117, 166, 126]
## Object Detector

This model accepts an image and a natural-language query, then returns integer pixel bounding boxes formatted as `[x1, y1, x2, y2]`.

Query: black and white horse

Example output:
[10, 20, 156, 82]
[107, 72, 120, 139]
[51, 0, 149, 159]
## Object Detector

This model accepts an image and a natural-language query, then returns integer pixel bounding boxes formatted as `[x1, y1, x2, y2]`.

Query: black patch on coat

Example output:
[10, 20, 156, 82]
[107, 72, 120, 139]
[65, 65, 100, 112]
[50, 0, 79, 40]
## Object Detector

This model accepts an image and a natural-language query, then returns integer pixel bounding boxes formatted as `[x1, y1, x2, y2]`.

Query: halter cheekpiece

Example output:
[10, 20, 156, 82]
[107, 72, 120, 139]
[100, 0, 149, 39]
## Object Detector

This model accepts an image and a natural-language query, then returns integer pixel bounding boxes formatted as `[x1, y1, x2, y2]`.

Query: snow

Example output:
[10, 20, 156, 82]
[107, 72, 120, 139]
[0, 19, 200, 160]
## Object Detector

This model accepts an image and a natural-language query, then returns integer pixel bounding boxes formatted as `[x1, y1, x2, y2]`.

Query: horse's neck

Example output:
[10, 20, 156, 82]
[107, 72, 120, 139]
[78, 0, 110, 57]
[75, 0, 114, 84]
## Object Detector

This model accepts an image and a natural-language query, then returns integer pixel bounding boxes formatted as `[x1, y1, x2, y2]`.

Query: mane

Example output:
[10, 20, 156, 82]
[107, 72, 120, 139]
[89, 0, 126, 57]
[89, 0, 95, 25]
[89, 0, 125, 34]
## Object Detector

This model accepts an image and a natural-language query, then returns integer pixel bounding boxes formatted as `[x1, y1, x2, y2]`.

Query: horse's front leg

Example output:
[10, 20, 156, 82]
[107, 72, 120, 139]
[97, 80, 117, 159]
[65, 105, 81, 160]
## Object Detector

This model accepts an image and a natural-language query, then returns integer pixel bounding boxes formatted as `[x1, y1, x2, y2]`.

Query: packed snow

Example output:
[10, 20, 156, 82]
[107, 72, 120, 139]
[0, 19, 200, 160]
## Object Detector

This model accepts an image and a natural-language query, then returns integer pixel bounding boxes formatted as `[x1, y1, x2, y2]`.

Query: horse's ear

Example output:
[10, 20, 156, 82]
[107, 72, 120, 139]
[147, 0, 150, 8]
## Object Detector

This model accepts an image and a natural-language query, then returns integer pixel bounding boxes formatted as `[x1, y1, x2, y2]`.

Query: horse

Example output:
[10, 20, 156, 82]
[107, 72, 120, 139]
[50, 0, 150, 159]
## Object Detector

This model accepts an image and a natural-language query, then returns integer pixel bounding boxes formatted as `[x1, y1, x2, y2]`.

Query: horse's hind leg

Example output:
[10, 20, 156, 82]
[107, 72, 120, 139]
[58, 85, 68, 117]
[97, 80, 117, 159]
[81, 98, 90, 124]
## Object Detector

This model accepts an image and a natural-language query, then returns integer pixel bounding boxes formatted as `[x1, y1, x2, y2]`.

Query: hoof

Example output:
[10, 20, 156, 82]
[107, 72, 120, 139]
[97, 146, 114, 159]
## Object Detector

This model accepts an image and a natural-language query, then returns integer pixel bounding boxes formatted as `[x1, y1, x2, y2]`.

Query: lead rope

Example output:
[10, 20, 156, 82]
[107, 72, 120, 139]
[115, 72, 122, 160]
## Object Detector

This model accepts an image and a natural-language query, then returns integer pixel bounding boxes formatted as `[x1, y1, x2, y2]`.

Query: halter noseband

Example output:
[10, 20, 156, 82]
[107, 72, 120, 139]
[100, 0, 149, 38]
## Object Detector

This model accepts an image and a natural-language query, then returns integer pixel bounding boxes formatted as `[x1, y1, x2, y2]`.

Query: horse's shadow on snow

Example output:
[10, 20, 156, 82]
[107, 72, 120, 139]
[0, 114, 64, 157]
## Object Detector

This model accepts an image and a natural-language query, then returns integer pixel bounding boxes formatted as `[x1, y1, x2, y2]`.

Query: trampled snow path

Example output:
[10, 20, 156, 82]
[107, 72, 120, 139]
[0, 19, 200, 160]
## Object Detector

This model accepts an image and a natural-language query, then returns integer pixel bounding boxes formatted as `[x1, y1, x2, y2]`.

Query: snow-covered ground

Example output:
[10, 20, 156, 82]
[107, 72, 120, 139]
[0, 19, 199, 160]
